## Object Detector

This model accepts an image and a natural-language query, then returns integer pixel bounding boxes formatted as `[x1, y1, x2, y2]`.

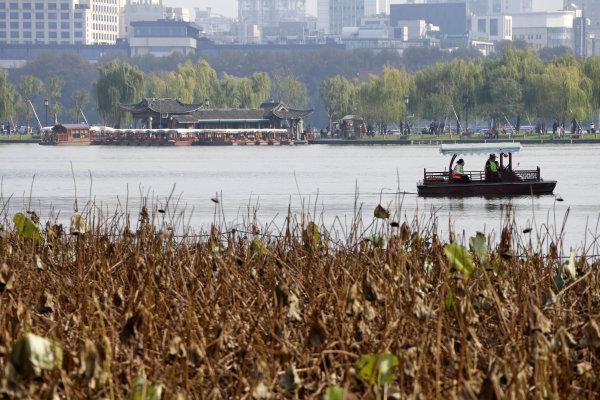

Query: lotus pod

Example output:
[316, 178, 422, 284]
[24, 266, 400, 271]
[131, 375, 163, 400]
[70, 211, 87, 235]
[374, 204, 390, 219]
[10, 333, 63, 378]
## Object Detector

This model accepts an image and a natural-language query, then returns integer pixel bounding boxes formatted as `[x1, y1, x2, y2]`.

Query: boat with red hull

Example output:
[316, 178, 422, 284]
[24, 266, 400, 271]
[417, 143, 557, 197]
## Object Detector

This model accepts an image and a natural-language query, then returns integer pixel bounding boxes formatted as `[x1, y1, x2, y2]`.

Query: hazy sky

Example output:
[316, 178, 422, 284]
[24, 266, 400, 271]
[163, 0, 319, 18]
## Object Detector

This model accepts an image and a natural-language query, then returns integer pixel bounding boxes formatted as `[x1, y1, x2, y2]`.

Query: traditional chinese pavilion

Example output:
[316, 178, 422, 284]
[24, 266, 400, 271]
[120, 98, 313, 138]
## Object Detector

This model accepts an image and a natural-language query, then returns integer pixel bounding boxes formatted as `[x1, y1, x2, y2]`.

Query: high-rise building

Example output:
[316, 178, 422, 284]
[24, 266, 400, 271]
[0, 0, 121, 45]
[238, 0, 306, 29]
[120, 0, 163, 38]
[565, 0, 600, 54]
[364, 0, 389, 16]
[390, 2, 468, 35]
[512, 10, 575, 50]
[409, 0, 562, 14]
[120, 0, 191, 39]
[317, 0, 365, 34]
[238, 0, 307, 42]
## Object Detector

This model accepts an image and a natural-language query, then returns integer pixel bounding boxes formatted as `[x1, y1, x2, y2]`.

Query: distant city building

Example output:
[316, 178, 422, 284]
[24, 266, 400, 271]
[390, 3, 468, 36]
[0, 0, 120, 45]
[396, 0, 563, 13]
[238, 0, 307, 42]
[512, 10, 575, 50]
[120, 0, 163, 38]
[390, 2, 474, 48]
[129, 19, 200, 57]
[364, 0, 389, 16]
[340, 13, 441, 52]
[194, 7, 234, 43]
[120, 0, 191, 39]
[471, 14, 512, 42]
[566, 0, 600, 55]
[317, 0, 366, 35]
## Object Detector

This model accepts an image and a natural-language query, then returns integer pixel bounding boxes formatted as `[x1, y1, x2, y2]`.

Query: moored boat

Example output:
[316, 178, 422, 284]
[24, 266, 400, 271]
[417, 143, 557, 197]
[40, 124, 92, 145]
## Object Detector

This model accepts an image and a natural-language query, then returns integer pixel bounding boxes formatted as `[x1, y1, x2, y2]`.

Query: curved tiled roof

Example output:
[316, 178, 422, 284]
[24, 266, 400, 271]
[120, 98, 201, 114]
[121, 99, 313, 121]
[270, 108, 313, 119]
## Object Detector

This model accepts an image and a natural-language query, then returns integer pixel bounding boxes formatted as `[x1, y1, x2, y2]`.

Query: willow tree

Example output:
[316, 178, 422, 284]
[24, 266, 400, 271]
[19, 75, 44, 126]
[271, 73, 308, 109]
[583, 56, 600, 128]
[212, 72, 270, 109]
[191, 60, 217, 104]
[378, 66, 414, 127]
[529, 62, 592, 123]
[71, 90, 88, 123]
[319, 75, 355, 129]
[481, 47, 544, 127]
[94, 60, 144, 127]
[164, 59, 218, 104]
[354, 67, 413, 133]
[0, 69, 18, 122]
[414, 59, 483, 132]
[44, 75, 63, 123]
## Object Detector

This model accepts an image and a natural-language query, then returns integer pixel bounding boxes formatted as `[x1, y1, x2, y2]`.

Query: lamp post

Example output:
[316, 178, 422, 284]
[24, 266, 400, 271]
[404, 95, 410, 136]
[44, 99, 49, 126]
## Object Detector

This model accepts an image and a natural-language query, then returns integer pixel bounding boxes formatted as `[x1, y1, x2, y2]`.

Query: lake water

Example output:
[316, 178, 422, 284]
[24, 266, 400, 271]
[0, 143, 597, 250]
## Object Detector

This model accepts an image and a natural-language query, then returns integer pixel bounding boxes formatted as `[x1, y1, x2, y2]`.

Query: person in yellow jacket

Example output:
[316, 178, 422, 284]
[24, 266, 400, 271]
[485, 154, 501, 182]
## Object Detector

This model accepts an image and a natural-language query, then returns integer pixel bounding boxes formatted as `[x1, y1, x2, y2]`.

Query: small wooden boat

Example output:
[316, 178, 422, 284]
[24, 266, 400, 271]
[40, 124, 91, 146]
[417, 143, 557, 197]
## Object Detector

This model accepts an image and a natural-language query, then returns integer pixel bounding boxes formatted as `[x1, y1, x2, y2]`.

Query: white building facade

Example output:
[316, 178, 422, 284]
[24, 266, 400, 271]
[364, 0, 388, 17]
[318, 0, 365, 35]
[0, 0, 121, 44]
[512, 10, 575, 50]
[119, 0, 190, 39]
[471, 14, 512, 41]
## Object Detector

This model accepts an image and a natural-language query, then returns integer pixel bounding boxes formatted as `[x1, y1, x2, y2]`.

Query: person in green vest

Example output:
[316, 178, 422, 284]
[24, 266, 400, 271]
[485, 154, 501, 182]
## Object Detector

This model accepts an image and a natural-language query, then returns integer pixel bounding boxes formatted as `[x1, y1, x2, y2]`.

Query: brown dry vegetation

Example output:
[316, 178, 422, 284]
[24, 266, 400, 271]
[0, 207, 599, 399]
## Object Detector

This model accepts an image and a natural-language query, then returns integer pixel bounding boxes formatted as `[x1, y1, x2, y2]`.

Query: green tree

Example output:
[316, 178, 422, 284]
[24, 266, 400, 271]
[355, 67, 413, 132]
[191, 59, 217, 103]
[144, 72, 169, 98]
[414, 59, 483, 132]
[481, 47, 544, 128]
[249, 72, 271, 107]
[272, 73, 309, 108]
[71, 90, 88, 123]
[583, 56, 600, 128]
[94, 60, 144, 127]
[0, 70, 19, 123]
[20, 75, 44, 101]
[44, 75, 63, 123]
[19, 75, 44, 127]
[319, 75, 355, 129]
[529, 63, 591, 123]
[212, 72, 270, 109]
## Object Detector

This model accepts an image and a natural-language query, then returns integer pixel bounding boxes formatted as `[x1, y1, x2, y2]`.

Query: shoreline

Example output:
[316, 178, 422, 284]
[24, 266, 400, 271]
[4, 137, 600, 146]
[310, 137, 600, 145]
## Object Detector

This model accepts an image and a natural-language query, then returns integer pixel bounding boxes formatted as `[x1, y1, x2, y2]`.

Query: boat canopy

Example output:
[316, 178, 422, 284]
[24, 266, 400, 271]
[440, 142, 521, 156]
